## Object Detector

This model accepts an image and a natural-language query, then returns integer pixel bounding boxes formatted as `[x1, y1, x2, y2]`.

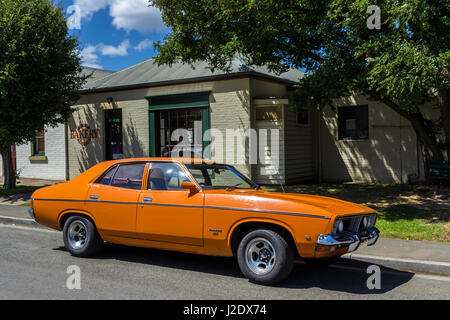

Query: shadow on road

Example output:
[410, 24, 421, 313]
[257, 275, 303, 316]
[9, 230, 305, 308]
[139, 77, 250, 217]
[281, 260, 413, 294]
[54, 243, 414, 295]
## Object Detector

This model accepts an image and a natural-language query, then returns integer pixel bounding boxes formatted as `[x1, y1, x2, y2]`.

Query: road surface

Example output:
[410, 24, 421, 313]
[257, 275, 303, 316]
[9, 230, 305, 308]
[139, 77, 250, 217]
[0, 224, 449, 299]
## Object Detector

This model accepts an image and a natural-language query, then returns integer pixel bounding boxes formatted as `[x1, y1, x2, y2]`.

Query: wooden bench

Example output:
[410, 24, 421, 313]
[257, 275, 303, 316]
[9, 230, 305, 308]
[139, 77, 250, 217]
[428, 161, 450, 194]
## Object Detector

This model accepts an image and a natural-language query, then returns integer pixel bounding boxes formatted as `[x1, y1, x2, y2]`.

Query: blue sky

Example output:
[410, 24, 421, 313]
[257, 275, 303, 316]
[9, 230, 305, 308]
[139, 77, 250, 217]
[60, 0, 169, 71]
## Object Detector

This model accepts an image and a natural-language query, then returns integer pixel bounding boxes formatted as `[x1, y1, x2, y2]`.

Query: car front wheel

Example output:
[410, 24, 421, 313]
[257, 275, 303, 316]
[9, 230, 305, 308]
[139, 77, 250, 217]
[237, 229, 294, 285]
[63, 215, 103, 257]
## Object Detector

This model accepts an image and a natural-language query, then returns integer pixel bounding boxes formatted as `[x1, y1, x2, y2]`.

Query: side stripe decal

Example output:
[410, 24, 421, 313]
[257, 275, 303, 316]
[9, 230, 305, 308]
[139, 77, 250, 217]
[33, 198, 331, 220]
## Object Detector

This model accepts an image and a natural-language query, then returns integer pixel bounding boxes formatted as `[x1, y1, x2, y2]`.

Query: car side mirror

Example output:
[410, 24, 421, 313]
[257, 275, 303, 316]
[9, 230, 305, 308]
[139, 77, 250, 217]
[181, 181, 198, 194]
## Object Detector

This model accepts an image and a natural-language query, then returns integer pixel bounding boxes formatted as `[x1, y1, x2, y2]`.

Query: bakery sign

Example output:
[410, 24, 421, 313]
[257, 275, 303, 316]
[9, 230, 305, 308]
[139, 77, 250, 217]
[70, 124, 99, 146]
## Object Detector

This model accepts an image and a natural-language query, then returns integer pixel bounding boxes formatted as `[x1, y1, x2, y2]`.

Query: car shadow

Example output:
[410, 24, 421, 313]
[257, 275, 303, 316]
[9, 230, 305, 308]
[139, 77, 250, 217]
[54, 243, 413, 294]
[280, 259, 413, 294]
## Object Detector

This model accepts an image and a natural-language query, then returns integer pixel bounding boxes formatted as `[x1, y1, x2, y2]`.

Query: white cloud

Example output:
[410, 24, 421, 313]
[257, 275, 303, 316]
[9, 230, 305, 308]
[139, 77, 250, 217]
[80, 39, 131, 68]
[80, 45, 102, 68]
[71, 0, 111, 21]
[71, 0, 165, 33]
[109, 0, 165, 33]
[100, 39, 130, 56]
[135, 38, 153, 52]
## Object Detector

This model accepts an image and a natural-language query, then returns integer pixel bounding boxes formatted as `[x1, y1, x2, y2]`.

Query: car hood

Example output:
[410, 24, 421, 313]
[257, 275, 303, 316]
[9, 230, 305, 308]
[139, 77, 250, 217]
[203, 189, 375, 218]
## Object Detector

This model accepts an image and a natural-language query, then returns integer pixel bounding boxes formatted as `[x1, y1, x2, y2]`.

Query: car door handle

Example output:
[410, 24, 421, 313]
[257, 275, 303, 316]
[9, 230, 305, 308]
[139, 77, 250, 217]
[143, 197, 153, 203]
[90, 195, 99, 200]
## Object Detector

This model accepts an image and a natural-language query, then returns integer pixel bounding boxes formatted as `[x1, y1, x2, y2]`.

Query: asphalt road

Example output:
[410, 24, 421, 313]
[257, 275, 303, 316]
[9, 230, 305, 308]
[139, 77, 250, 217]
[1, 224, 449, 300]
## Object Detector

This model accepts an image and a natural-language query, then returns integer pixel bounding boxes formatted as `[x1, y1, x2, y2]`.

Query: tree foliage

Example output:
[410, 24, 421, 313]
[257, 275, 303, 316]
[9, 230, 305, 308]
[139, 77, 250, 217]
[150, 0, 450, 167]
[0, 0, 86, 188]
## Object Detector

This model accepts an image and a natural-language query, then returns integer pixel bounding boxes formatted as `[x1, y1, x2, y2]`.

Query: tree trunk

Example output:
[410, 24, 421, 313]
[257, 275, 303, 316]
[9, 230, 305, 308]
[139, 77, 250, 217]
[1, 147, 16, 190]
[440, 87, 450, 160]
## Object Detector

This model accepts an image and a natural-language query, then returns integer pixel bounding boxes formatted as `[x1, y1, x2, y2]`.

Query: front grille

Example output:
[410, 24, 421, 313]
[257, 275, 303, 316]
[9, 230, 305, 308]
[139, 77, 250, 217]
[333, 214, 376, 235]
[349, 215, 363, 232]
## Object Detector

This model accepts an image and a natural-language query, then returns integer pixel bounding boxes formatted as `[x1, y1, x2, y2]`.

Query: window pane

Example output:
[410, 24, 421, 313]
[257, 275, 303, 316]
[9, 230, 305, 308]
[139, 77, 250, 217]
[98, 167, 117, 186]
[185, 164, 255, 190]
[256, 106, 282, 121]
[34, 129, 45, 155]
[338, 106, 369, 140]
[188, 168, 206, 185]
[110, 163, 146, 189]
[148, 162, 190, 191]
[37, 137, 45, 153]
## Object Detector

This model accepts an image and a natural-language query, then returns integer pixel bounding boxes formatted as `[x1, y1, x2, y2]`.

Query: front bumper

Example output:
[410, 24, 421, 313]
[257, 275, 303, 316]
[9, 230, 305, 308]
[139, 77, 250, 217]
[316, 227, 380, 253]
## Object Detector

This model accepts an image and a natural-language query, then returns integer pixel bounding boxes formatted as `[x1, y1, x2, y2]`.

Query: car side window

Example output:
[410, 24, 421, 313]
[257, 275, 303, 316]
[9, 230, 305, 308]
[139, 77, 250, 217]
[102, 163, 146, 190]
[148, 162, 190, 191]
[97, 166, 117, 186]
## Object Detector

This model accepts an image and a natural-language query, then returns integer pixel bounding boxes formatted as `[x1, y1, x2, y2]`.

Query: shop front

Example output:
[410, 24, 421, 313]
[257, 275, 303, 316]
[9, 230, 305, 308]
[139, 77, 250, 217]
[147, 92, 210, 158]
[66, 58, 308, 184]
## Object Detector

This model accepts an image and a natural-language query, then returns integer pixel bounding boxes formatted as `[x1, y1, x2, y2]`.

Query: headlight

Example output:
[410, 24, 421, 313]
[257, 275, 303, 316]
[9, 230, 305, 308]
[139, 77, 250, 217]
[336, 220, 344, 233]
[362, 216, 368, 228]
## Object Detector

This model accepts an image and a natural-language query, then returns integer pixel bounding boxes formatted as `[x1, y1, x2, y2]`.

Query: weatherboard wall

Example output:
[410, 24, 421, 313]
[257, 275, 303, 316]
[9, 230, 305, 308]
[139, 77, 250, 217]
[12, 125, 66, 181]
[317, 95, 422, 183]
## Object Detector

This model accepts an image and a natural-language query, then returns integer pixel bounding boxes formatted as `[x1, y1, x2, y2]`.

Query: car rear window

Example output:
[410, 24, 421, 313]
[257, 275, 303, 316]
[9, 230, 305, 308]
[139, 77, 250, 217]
[98, 163, 146, 190]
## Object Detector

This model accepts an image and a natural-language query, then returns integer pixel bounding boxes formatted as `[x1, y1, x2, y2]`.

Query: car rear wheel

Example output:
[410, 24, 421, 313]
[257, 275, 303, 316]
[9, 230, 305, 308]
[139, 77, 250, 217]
[237, 229, 294, 285]
[63, 215, 103, 257]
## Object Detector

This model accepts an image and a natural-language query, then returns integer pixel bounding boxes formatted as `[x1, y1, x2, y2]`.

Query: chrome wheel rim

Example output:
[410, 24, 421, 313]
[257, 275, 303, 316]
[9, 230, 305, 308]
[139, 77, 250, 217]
[245, 237, 277, 275]
[68, 220, 88, 249]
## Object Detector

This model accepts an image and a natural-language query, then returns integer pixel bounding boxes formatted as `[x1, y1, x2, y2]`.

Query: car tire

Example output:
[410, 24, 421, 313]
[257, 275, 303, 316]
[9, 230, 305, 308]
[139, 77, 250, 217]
[63, 215, 103, 257]
[237, 229, 294, 285]
[303, 257, 339, 267]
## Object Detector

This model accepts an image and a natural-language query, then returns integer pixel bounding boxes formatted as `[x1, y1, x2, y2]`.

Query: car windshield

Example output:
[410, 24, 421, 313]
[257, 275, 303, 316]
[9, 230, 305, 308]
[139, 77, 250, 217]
[184, 164, 258, 190]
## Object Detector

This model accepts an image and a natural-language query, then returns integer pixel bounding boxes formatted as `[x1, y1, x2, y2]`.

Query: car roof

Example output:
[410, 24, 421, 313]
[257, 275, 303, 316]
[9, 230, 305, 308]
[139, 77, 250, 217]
[104, 158, 223, 165]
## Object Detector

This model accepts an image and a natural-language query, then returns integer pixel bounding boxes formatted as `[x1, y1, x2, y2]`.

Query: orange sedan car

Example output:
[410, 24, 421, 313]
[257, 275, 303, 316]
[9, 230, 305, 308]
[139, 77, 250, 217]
[30, 158, 379, 285]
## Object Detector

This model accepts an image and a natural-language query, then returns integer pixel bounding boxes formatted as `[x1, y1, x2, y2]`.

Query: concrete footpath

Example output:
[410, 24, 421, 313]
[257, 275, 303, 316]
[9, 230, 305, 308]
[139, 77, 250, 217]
[0, 203, 449, 276]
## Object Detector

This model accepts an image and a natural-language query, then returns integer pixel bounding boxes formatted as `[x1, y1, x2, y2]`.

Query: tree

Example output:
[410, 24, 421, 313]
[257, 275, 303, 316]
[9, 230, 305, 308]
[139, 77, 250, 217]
[0, 0, 86, 189]
[150, 0, 450, 173]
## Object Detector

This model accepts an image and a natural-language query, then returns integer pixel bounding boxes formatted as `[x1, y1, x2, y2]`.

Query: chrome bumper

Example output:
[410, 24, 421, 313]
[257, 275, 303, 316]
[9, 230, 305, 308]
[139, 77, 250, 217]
[28, 208, 35, 219]
[316, 227, 379, 253]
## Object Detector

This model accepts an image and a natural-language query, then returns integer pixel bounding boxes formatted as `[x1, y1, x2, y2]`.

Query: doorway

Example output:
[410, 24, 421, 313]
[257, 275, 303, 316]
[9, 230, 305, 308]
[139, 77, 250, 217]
[105, 109, 123, 160]
[254, 104, 284, 184]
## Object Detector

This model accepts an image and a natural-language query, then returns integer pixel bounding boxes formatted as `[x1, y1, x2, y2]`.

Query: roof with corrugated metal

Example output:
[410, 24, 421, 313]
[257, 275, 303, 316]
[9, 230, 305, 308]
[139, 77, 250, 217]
[81, 58, 304, 92]
[81, 67, 115, 88]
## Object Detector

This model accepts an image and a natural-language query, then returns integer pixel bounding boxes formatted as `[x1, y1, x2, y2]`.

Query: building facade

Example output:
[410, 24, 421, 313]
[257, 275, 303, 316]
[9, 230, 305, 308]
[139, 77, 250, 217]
[1, 59, 430, 184]
[67, 59, 309, 184]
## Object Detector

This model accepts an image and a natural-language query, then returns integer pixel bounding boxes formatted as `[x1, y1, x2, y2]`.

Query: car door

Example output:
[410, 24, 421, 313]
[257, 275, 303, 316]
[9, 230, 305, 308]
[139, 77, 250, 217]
[136, 162, 204, 246]
[86, 162, 147, 237]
